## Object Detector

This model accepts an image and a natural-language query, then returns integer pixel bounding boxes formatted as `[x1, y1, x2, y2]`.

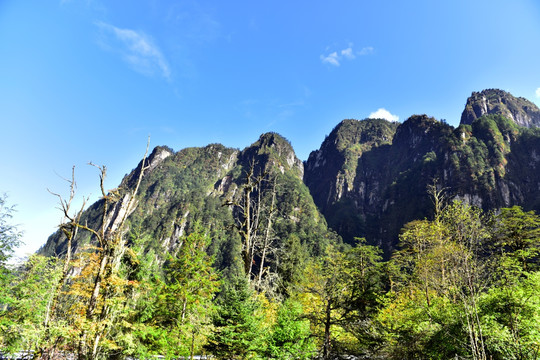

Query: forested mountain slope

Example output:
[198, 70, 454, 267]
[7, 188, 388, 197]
[304, 89, 540, 254]
[41, 89, 540, 258]
[40, 132, 336, 285]
[13, 88, 540, 359]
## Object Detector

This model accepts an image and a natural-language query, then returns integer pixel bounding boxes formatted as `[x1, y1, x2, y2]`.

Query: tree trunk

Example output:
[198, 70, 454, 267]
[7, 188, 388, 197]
[323, 299, 332, 360]
[243, 186, 252, 276]
[257, 181, 276, 289]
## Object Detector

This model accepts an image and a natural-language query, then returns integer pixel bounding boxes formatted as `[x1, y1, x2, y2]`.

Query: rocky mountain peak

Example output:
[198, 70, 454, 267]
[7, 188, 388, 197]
[40, 89, 540, 263]
[304, 118, 399, 216]
[120, 145, 174, 189]
[255, 132, 294, 153]
[239, 132, 303, 178]
[392, 115, 448, 149]
[326, 119, 397, 151]
[460, 89, 540, 128]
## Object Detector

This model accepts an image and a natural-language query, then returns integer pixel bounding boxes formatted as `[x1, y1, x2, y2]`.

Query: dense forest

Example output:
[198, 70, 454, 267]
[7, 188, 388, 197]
[1, 89, 540, 359]
[2, 185, 540, 359]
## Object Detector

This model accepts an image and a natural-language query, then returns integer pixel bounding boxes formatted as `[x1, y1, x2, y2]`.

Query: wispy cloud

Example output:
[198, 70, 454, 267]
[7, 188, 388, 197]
[368, 108, 399, 122]
[358, 46, 374, 55]
[321, 44, 373, 66]
[320, 52, 340, 66]
[341, 47, 355, 59]
[95, 21, 171, 80]
[536, 87, 540, 98]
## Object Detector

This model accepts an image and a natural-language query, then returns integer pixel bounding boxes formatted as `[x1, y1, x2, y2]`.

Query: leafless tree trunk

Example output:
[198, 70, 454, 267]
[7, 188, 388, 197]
[83, 141, 150, 360]
[39, 140, 151, 360]
[248, 174, 263, 276]
[257, 177, 277, 290]
[36, 167, 87, 358]
[223, 161, 266, 278]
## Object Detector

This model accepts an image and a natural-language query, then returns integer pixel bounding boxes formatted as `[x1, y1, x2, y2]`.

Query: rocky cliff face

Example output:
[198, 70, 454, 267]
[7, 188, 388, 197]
[40, 132, 332, 274]
[304, 119, 398, 212]
[460, 89, 540, 128]
[305, 106, 540, 254]
[40, 89, 540, 260]
[304, 116, 452, 253]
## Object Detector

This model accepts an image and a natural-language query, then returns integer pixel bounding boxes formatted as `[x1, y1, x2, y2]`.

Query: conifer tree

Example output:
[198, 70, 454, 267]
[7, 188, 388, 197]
[0, 194, 22, 279]
[264, 299, 315, 359]
[146, 227, 220, 358]
[204, 275, 263, 359]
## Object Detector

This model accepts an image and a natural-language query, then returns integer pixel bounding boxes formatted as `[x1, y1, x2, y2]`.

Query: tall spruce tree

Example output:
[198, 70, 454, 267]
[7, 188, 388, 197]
[204, 275, 263, 359]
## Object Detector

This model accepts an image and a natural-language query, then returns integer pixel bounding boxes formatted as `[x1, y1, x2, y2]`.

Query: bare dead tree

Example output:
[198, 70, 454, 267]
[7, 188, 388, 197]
[256, 175, 278, 291]
[427, 178, 448, 222]
[36, 167, 88, 359]
[35, 139, 150, 360]
[223, 160, 268, 278]
[79, 140, 150, 360]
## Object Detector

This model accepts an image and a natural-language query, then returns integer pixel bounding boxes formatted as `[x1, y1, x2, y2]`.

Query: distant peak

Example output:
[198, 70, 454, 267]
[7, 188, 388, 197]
[330, 118, 397, 137]
[257, 132, 292, 147]
[239, 132, 302, 176]
[392, 115, 446, 145]
[460, 89, 540, 128]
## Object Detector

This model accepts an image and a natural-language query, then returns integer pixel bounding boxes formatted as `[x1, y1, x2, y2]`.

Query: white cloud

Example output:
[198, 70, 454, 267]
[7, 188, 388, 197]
[536, 87, 540, 98]
[358, 46, 374, 56]
[368, 108, 399, 122]
[321, 44, 374, 66]
[95, 21, 171, 80]
[341, 47, 355, 59]
[320, 52, 340, 66]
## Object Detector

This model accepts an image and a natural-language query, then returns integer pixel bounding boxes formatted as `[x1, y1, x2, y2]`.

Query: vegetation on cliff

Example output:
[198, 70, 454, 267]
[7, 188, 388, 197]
[2, 89, 540, 358]
[2, 184, 540, 359]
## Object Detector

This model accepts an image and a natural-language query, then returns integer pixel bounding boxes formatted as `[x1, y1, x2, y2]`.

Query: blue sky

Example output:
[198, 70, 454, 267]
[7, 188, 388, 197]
[1, 0, 540, 258]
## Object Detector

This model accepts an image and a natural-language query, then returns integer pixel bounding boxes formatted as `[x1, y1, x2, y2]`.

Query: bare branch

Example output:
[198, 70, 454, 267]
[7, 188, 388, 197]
[118, 136, 151, 228]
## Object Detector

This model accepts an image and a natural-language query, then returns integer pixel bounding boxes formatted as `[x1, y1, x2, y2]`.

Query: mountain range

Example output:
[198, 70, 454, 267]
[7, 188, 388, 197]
[40, 88, 540, 264]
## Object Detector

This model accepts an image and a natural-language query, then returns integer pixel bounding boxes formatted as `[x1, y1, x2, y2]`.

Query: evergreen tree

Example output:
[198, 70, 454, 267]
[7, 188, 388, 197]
[0, 255, 62, 353]
[491, 206, 540, 275]
[205, 275, 263, 359]
[0, 194, 22, 279]
[264, 299, 316, 359]
[147, 228, 220, 358]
